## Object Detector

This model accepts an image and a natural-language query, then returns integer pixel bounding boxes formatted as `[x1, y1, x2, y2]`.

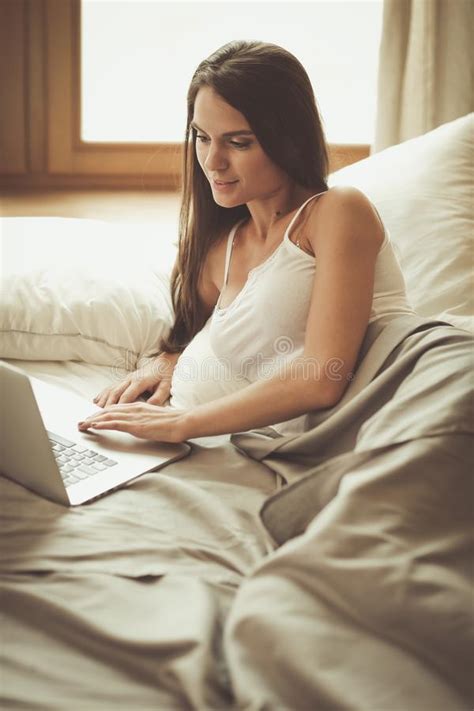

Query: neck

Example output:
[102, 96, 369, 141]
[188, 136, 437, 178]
[245, 185, 315, 243]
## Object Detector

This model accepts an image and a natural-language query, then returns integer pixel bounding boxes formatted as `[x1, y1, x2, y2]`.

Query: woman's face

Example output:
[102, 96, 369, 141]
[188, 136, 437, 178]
[192, 86, 290, 207]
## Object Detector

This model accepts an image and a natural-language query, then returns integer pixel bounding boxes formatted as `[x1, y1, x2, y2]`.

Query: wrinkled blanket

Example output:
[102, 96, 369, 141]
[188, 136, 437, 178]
[0, 418, 277, 709]
[226, 314, 473, 710]
[1, 314, 473, 710]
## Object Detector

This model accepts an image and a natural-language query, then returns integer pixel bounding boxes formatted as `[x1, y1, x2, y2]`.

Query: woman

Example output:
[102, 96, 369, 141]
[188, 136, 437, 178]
[78, 40, 414, 442]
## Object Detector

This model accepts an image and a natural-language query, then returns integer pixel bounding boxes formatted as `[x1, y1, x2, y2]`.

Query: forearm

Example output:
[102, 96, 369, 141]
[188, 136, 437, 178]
[159, 350, 182, 365]
[82, 361, 337, 444]
[181, 370, 336, 438]
[149, 350, 182, 379]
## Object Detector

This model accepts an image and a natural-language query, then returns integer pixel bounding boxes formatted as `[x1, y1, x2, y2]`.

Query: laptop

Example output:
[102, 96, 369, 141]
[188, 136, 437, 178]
[0, 362, 191, 506]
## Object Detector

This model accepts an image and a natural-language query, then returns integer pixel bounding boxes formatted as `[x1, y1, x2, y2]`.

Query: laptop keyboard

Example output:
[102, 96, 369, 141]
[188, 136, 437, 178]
[47, 430, 118, 488]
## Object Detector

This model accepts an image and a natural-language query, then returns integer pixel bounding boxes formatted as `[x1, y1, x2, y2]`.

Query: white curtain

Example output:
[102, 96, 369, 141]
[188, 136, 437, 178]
[373, 0, 473, 152]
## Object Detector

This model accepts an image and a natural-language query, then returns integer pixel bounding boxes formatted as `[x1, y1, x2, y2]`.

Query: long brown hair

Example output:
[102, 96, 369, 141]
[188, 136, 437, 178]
[159, 40, 329, 354]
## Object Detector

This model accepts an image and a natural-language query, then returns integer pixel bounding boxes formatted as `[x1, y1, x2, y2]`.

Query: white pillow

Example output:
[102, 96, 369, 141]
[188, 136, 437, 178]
[329, 113, 474, 333]
[0, 218, 177, 368]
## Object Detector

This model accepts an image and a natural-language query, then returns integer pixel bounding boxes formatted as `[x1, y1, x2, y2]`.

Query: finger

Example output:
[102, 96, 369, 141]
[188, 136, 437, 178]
[78, 414, 121, 431]
[117, 381, 152, 404]
[147, 381, 171, 405]
[78, 420, 94, 431]
[95, 382, 123, 400]
[103, 382, 133, 408]
[78, 408, 110, 428]
[103, 401, 168, 414]
[95, 381, 130, 408]
[81, 419, 132, 434]
[80, 403, 142, 424]
[93, 387, 111, 405]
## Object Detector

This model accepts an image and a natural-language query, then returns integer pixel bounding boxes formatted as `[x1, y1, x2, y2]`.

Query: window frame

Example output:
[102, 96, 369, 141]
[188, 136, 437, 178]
[0, 0, 370, 188]
[46, 0, 181, 187]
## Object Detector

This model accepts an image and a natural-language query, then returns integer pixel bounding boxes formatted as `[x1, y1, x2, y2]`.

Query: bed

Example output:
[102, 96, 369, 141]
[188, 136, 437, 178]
[1, 113, 473, 710]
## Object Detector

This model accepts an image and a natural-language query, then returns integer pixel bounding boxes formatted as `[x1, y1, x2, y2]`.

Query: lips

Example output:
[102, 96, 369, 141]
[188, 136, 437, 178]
[211, 178, 239, 193]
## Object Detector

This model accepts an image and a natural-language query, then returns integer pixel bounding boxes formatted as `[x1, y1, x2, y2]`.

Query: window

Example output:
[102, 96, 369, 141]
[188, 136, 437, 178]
[81, 0, 384, 144]
[4, 0, 379, 187]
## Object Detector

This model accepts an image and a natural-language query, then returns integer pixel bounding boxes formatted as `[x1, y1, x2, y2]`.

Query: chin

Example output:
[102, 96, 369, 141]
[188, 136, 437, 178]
[214, 195, 242, 207]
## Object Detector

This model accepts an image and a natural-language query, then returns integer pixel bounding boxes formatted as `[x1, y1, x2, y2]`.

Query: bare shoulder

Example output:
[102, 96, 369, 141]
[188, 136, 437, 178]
[306, 185, 385, 253]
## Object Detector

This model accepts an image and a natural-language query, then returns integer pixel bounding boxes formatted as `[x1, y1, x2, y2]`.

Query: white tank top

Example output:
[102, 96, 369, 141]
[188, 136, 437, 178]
[169, 192, 416, 434]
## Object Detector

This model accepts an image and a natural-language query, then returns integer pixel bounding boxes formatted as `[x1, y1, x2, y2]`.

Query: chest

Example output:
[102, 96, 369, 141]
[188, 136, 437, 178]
[216, 220, 315, 310]
[209, 246, 316, 367]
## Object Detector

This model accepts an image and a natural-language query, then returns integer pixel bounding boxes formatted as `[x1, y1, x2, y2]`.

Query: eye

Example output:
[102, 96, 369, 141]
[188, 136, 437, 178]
[196, 135, 210, 143]
[230, 141, 251, 149]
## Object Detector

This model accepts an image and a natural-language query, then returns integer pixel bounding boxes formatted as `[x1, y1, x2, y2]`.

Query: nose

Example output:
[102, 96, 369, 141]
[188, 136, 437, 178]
[204, 142, 228, 173]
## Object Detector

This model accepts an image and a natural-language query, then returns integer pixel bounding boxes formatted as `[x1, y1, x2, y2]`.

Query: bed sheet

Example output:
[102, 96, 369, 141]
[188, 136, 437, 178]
[2, 314, 472, 710]
[0, 359, 278, 710]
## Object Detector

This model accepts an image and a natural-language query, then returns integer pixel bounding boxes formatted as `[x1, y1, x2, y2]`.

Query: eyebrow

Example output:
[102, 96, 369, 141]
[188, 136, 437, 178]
[190, 121, 255, 137]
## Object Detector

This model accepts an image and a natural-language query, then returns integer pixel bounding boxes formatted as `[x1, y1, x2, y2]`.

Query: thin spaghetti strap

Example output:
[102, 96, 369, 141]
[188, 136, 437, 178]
[284, 191, 327, 241]
[222, 219, 244, 288]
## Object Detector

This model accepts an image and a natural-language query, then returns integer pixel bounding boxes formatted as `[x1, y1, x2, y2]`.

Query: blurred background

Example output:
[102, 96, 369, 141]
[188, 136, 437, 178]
[0, 0, 471, 223]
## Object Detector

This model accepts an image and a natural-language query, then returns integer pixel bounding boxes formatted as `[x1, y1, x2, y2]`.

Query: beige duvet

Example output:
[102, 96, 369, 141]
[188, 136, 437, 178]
[1, 314, 473, 710]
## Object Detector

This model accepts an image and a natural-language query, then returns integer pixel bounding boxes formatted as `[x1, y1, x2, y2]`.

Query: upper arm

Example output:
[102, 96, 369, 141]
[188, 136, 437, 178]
[303, 186, 384, 405]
